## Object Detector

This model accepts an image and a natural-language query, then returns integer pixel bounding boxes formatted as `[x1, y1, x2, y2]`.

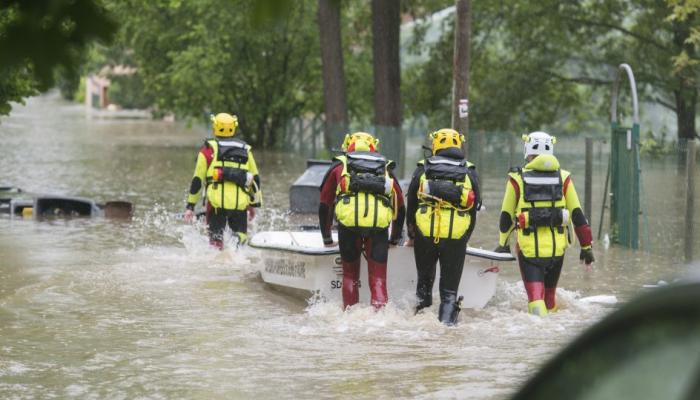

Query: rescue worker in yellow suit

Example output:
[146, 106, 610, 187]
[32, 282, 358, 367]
[405, 129, 480, 325]
[184, 113, 261, 249]
[318, 132, 405, 309]
[495, 131, 594, 316]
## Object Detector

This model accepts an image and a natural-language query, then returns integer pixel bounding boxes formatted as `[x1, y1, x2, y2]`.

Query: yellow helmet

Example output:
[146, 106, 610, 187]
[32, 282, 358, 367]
[430, 128, 464, 154]
[341, 132, 379, 152]
[211, 113, 238, 137]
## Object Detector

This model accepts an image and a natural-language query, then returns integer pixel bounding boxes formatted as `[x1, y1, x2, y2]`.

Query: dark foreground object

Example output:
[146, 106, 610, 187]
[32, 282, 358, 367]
[512, 281, 700, 400]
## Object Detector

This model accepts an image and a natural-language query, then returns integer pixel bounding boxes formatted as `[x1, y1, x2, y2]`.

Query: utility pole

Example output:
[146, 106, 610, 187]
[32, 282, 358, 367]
[451, 0, 471, 155]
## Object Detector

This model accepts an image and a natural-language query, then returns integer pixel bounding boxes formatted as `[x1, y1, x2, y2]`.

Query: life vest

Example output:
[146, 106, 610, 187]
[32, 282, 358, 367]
[416, 156, 475, 241]
[510, 154, 571, 258]
[205, 138, 255, 211]
[334, 151, 395, 229]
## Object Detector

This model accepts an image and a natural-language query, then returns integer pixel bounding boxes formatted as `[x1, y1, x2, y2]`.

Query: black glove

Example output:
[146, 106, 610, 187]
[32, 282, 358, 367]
[494, 245, 511, 254]
[580, 247, 595, 264]
[185, 203, 195, 211]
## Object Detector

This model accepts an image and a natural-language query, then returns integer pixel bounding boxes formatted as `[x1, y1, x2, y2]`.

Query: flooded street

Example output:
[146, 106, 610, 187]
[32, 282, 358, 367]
[0, 94, 696, 399]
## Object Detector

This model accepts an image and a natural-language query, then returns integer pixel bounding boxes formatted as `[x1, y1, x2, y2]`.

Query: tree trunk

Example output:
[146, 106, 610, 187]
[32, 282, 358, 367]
[673, 16, 698, 141]
[318, 0, 348, 151]
[675, 84, 697, 141]
[371, 0, 402, 172]
[451, 0, 471, 155]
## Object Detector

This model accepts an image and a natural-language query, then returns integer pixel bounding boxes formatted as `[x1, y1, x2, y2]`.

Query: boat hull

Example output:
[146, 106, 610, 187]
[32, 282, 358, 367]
[249, 231, 512, 309]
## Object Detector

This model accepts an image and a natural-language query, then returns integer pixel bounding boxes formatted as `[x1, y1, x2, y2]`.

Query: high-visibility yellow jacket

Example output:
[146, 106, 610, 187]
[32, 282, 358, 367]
[187, 138, 260, 211]
[334, 151, 395, 229]
[498, 154, 584, 258]
[414, 157, 476, 240]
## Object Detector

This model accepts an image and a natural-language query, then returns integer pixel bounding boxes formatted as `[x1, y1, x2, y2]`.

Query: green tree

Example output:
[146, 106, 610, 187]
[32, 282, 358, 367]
[0, 0, 116, 115]
[568, 0, 700, 140]
[404, 0, 700, 140]
[0, 67, 37, 116]
[106, 0, 322, 147]
[403, 1, 595, 135]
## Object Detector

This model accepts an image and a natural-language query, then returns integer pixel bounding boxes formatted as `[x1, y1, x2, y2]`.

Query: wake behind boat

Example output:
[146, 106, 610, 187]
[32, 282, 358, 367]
[249, 231, 515, 309]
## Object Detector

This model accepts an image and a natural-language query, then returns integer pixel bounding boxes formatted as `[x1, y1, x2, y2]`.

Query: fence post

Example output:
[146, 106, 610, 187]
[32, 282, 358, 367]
[585, 137, 593, 221]
[508, 134, 517, 169]
[476, 130, 484, 185]
[685, 139, 697, 263]
[312, 122, 317, 158]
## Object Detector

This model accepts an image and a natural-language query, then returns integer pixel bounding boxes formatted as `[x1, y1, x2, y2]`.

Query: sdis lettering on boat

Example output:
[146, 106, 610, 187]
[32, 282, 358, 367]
[330, 280, 361, 289]
[264, 258, 306, 278]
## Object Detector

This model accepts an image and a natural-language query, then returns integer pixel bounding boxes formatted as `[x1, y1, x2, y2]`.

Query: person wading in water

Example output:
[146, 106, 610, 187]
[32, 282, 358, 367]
[405, 128, 480, 325]
[318, 132, 405, 310]
[184, 113, 261, 249]
[495, 131, 594, 315]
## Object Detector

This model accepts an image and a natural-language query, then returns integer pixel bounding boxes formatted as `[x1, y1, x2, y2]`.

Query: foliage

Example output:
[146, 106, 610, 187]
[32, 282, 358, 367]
[0, 67, 37, 116]
[667, 0, 700, 76]
[403, 1, 604, 135]
[341, 1, 374, 126]
[75, 76, 87, 104]
[104, 0, 321, 147]
[403, 0, 700, 140]
[108, 72, 154, 110]
[0, 0, 115, 116]
[640, 129, 672, 158]
[0, 0, 116, 88]
[55, 67, 82, 101]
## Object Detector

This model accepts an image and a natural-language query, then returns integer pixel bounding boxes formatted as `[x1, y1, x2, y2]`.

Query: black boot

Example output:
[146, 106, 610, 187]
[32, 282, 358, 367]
[438, 294, 463, 326]
[415, 281, 433, 314]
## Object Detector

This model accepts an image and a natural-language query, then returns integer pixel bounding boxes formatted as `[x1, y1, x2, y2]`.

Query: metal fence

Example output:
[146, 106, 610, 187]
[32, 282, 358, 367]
[281, 116, 699, 262]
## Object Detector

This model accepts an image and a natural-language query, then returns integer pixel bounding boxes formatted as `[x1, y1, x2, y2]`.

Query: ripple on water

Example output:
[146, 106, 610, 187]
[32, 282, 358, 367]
[0, 95, 653, 399]
[237, 280, 615, 399]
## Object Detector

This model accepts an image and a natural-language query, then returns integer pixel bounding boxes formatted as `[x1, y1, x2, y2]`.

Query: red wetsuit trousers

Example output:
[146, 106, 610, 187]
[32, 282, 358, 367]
[337, 225, 388, 309]
[516, 251, 564, 310]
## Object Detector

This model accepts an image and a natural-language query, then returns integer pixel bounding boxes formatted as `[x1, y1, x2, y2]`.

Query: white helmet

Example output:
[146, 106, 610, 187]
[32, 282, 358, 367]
[522, 131, 556, 159]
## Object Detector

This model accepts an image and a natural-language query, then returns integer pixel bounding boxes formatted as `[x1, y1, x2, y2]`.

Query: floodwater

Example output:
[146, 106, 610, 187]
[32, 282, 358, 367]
[0, 94, 697, 399]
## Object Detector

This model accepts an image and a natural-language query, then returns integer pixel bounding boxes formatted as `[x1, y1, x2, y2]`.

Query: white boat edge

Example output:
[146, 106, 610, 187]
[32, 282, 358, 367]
[248, 231, 515, 309]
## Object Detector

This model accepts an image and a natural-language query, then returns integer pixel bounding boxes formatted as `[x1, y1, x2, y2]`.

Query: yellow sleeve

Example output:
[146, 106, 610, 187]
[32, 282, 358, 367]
[564, 175, 583, 214]
[498, 177, 518, 247]
[247, 150, 259, 175]
[186, 152, 208, 205]
[460, 176, 472, 208]
[564, 175, 593, 249]
[247, 150, 262, 206]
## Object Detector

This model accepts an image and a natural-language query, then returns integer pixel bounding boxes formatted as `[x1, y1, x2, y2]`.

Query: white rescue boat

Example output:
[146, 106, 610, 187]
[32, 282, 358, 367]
[249, 231, 515, 309]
